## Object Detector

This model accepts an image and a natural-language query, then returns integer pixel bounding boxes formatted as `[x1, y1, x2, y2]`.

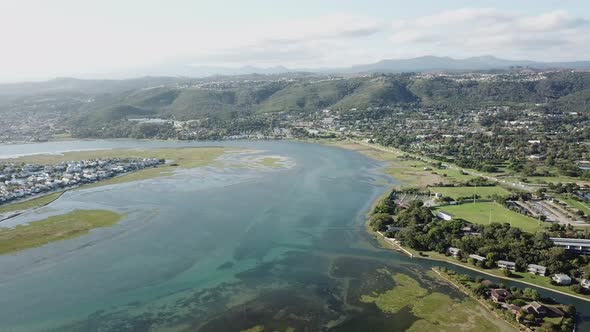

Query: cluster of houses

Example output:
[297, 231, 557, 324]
[0, 158, 164, 204]
[447, 246, 590, 290]
[486, 286, 567, 325]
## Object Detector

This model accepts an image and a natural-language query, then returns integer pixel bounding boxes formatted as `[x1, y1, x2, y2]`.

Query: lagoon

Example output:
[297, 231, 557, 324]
[0, 140, 589, 331]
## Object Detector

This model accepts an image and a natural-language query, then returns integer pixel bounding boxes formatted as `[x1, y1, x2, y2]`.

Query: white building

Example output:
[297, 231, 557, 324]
[436, 211, 454, 221]
[552, 274, 572, 285]
[527, 264, 547, 276]
[497, 260, 516, 272]
[550, 238, 590, 255]
[447, 247, 461, 258]
[469, 254, 486, 262]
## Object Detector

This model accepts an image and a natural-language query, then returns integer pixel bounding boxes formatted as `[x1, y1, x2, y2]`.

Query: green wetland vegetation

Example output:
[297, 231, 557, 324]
[0, 192, 63, 214]
[0, 209, 122, 254]
[359, 270, 514, 331]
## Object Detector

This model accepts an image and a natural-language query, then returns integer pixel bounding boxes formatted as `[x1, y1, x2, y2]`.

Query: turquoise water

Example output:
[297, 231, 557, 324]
[0, 140, 588, 331]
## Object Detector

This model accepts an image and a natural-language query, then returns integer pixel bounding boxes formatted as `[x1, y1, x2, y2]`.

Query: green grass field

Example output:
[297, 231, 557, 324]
[559, 195, 590, 216]
[434, 202, 550, 233]
[0, 209, 122, 254]
[431, 186, 511, 200]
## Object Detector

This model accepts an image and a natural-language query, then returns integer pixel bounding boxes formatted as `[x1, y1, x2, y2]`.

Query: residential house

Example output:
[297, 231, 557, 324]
[527, 264, 547, 276]
[447, 247, 461, 258]
[437, 211, 454, 221]
[581, 279, 590, 289]
[521, 301, 548, 318]
[505, 304, 522, 315]
[497, 260, 516, 272]
[490, 289, 512, 303]
[552, 273, 572, 285]
[469, 254, 486, 263]
[522, 302, 565, 318]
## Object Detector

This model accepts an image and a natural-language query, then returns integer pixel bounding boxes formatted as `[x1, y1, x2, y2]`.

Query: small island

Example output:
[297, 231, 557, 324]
[0, 209, 122, 254]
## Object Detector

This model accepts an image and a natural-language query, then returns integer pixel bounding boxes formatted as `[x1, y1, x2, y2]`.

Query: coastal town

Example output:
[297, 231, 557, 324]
[0, 157, 164, 205]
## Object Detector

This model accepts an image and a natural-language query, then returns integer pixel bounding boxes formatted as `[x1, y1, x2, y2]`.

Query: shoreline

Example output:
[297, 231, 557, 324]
[0, 190, 67, 223]
[374, 230, 590, 304]
[430, 267, 521, 331]
[334, 136, 590, 305]
[4, 138, 590, 304]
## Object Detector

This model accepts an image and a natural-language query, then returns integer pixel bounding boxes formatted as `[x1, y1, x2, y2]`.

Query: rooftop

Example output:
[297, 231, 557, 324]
[497, 260, 516, 266]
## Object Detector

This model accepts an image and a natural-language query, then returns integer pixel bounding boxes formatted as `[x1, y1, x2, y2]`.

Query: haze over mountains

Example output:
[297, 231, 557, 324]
[90, 55, 590, 80]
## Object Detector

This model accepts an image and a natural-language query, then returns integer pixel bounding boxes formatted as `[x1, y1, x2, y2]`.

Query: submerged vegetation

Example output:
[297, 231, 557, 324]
[360, 270, 515, 331]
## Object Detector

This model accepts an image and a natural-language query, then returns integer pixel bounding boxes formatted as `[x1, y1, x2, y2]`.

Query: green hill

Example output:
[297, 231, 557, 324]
[62, 71, 590, 126]
[256, 79, 364, 113]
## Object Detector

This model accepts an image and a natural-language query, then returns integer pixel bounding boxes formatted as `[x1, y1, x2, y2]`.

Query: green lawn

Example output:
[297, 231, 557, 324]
[434, 202, 550, 233]
[0, 209, 122, 254]
[559, 195, 590, 216]
[431, 186, 511, 200]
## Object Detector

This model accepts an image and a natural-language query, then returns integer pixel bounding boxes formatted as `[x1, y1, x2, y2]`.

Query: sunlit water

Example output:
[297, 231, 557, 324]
[0, 140, 589, 331]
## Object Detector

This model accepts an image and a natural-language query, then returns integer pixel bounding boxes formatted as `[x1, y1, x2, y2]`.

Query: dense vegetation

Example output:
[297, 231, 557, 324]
[369, 197, 590, 280]
[60, 72, 590, 135]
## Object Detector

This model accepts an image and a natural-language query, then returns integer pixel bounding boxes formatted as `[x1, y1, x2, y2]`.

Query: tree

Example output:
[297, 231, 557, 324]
[473, 284, 487, 297]
[369, 213, 394, 232]
[564, 304, 576, 317]
[523, 288, 540, 300]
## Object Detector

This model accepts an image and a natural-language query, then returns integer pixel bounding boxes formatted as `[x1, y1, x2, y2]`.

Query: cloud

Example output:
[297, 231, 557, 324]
[519, 10, 587, 32]
[182, 14, 385, 67]
[389, 8, 589, 60]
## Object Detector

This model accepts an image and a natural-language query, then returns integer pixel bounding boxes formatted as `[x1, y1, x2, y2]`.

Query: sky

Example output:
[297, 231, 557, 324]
[1, 0, 589, 81]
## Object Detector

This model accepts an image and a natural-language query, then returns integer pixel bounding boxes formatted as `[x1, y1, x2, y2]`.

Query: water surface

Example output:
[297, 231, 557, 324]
[0, 140, 588, 331]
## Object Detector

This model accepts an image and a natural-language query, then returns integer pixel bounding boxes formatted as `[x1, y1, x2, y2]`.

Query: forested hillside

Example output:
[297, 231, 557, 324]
[5, 71, 590, 139]
[77, 72, 590, 123]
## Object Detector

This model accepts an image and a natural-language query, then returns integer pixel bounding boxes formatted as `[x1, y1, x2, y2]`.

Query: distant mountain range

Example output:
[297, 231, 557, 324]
[339, 55, 590, 73]
[4, 55, 590, 87]
[75, 55, 590, 80]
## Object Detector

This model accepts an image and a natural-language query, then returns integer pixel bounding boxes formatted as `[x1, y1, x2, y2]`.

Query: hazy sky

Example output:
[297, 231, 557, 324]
[1, 0, 589, 81]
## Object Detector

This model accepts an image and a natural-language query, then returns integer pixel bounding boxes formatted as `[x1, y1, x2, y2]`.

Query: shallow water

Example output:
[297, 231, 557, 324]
[0, 140, 589, 331]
